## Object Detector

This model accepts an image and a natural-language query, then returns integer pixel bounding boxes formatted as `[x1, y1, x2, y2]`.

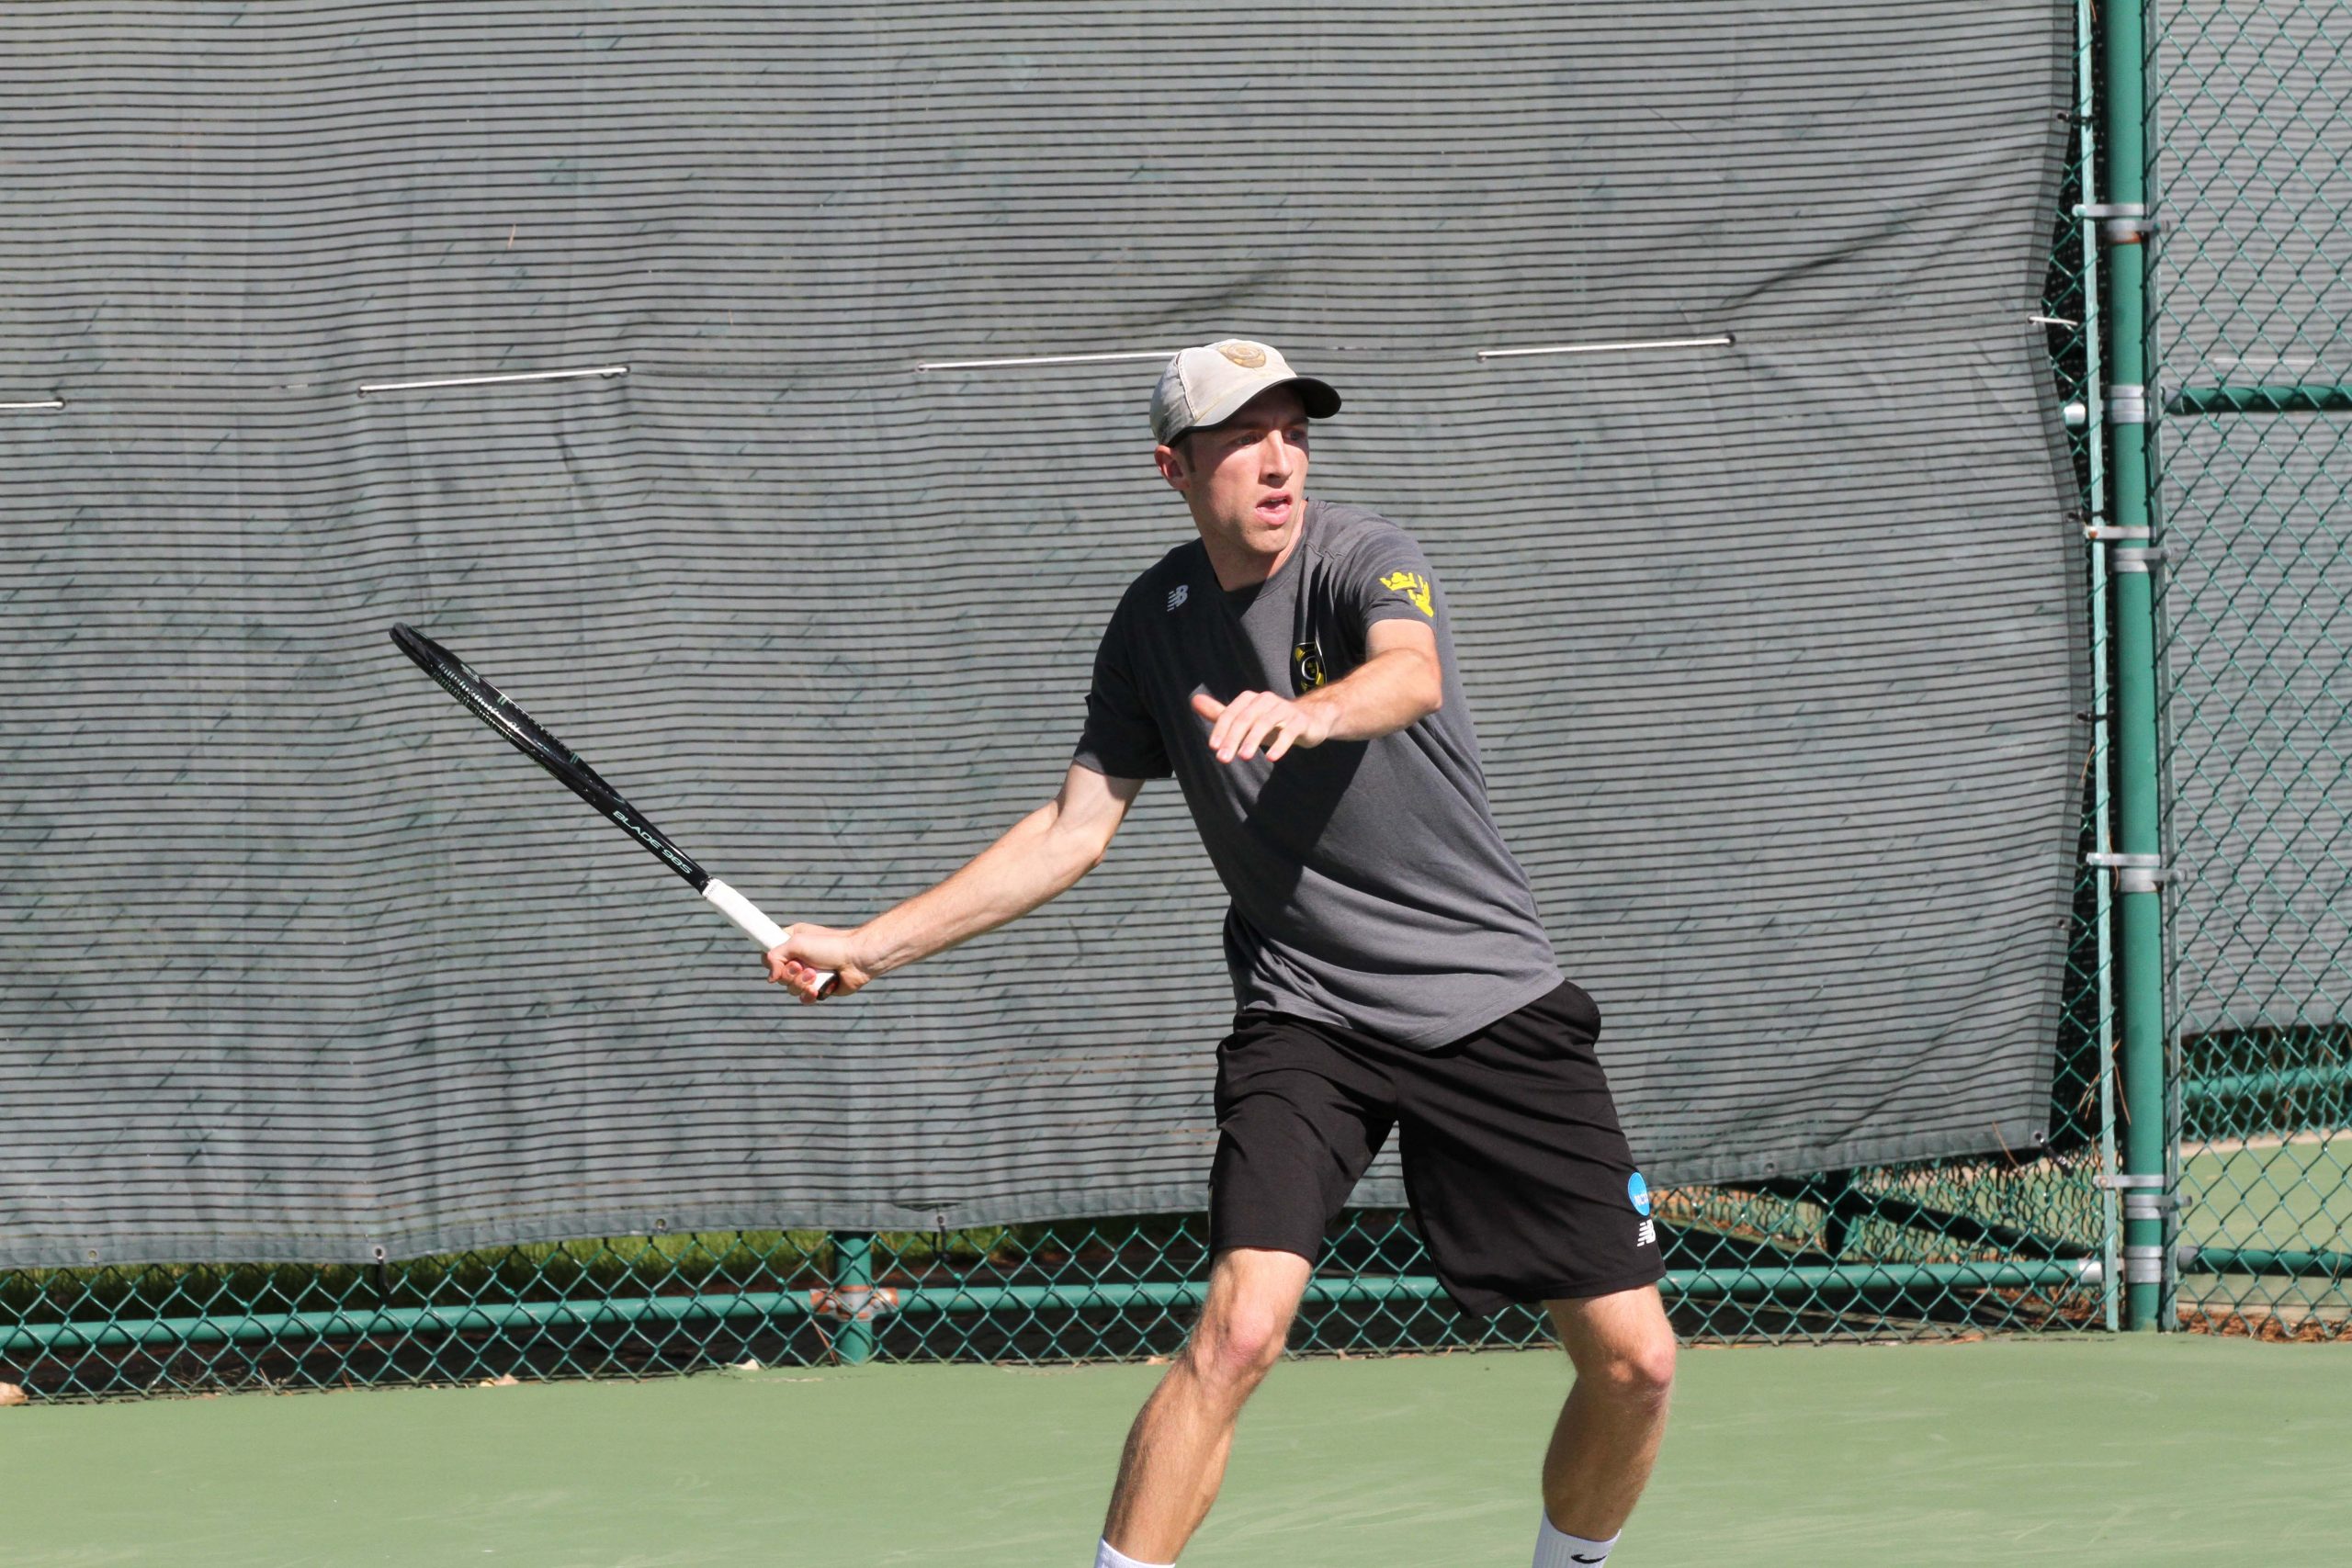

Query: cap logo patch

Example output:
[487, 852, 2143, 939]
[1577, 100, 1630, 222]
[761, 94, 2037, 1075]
[1218, 342, 1269, 368]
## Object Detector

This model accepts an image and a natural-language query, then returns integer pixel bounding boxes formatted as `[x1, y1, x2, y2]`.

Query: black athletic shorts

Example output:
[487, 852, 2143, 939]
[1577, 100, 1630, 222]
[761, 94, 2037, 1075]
[1207, 979, 1664, 1316]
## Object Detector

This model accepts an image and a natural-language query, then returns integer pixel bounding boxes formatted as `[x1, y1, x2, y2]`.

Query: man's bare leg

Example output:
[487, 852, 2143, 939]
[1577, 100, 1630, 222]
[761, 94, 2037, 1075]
[1537, 1285, 1678, 1546]
[1099, 1247, 1312, 1563]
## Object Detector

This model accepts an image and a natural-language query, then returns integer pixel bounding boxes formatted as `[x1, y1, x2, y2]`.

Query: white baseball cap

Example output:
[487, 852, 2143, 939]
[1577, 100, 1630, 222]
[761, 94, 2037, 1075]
[1150, 339, 1341, 446]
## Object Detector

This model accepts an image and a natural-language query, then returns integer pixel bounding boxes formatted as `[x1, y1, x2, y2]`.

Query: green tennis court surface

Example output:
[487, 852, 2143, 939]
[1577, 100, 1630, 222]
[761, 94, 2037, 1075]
[7, 1337, 2346, 1566]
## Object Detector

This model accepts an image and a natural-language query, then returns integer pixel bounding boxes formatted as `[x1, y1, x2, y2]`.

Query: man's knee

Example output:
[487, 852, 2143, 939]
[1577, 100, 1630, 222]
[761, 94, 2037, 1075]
[1597, 1324, 1677, 1409]
[1554, 1288, 1678, 1410]
[1187, 1296, 1291, 1392]
[1183, 1247, 1309, 1395]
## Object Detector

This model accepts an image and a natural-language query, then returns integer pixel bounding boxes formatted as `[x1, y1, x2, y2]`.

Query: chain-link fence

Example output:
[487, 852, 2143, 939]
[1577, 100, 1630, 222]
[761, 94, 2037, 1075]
[2154, 0, 2352, 1337]
[7, 1176, 2120, 1400]
[13, 0, 2350, 1401]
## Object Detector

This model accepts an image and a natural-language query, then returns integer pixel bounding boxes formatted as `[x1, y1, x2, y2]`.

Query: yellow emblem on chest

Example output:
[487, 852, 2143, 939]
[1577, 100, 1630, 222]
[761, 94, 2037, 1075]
[1292, 640, 1329, 690]
[1378, 570, 1434, 618]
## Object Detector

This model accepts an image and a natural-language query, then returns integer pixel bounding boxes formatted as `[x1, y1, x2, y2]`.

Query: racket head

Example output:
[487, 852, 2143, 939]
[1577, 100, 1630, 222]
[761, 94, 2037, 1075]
[390, 623, 708, 889]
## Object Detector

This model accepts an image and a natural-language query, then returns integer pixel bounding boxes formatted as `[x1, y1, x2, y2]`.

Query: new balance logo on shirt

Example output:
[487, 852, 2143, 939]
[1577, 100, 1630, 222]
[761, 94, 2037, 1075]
[1166, 584, 1189, 612]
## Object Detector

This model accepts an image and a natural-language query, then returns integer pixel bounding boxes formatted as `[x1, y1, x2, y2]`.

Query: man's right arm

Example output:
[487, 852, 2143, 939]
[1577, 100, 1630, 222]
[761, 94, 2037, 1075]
[763, 763, 1145, 1001]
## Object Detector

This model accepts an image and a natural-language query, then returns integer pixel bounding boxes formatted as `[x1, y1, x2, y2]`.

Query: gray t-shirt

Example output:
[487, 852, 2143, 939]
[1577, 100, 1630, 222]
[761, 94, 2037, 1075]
[1072, 498, 1563, 1048]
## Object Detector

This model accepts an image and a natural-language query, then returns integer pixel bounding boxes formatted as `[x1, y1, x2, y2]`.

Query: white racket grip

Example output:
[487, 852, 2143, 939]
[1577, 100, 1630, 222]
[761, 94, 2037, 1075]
[702, 878, 837, 992]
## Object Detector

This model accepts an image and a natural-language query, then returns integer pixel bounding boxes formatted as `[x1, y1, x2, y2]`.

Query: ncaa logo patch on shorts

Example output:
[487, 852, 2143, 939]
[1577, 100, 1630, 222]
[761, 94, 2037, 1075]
[1627, 1171, 1652, 1216]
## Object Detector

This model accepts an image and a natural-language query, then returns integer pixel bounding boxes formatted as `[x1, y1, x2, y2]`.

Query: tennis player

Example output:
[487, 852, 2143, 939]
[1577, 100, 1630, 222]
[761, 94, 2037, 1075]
[765, 339, 1674, 1568]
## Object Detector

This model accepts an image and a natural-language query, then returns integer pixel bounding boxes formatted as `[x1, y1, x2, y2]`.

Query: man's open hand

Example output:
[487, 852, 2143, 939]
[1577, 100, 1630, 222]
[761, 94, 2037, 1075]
[763, 923, 869, 1003]
[1191, 689, 1335, 763]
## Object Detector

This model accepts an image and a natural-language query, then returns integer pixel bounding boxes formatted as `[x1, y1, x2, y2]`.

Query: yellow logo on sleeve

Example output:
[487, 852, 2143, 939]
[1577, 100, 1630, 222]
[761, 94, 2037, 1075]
[1377, 570, 1435, 618]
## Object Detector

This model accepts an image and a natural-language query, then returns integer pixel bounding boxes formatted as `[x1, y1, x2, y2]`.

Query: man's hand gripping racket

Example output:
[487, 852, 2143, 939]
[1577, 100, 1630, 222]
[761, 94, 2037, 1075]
[390, 624, 839, 998]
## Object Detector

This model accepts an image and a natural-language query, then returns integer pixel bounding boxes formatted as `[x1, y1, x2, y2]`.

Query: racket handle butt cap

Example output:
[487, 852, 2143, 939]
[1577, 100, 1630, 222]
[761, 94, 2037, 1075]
[703, 878, 837, 991]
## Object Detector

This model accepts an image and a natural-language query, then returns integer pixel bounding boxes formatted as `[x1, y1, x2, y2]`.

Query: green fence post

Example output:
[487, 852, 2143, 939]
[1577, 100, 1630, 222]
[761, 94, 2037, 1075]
[2096, 0, 2170, 1332]
[831, 1231, 876, 1365]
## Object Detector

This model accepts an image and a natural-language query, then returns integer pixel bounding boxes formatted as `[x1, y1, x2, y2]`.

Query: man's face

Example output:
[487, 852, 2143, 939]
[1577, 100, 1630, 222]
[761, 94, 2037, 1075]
[1155, 385, 1310, 557]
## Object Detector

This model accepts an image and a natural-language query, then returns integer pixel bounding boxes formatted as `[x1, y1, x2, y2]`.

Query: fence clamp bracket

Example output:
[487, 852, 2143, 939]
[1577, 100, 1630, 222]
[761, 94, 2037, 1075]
[2086, 852, 2177, 894]
[2120, 1244, 2171, 1284]
[2098, 1172, 2186, 1224]
[2107, 384, 2152, 425]
[2085, 524, 2152, 543]
[2109, 542, 2177, 576]
[2077, 201, 2158, 243]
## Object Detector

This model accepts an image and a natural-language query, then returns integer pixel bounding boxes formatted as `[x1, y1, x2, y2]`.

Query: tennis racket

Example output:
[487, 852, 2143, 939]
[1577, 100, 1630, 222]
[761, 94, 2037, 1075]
[390, 623, 834, 993]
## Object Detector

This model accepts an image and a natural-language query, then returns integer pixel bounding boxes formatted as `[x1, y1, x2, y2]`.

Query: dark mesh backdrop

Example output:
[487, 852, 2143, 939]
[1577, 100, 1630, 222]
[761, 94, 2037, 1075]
[0, 2, 2081, 1269]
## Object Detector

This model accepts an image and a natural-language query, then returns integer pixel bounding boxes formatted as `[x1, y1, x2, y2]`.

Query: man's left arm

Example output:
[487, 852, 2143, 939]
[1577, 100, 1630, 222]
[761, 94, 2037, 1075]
[1191, 617, 1442, 763]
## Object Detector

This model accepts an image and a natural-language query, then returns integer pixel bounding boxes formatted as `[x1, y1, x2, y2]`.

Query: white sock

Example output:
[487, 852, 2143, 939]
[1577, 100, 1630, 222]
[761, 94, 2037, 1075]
[1094, 1538, 1170, 1568]
[1532, 1511, 1620, 1568]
